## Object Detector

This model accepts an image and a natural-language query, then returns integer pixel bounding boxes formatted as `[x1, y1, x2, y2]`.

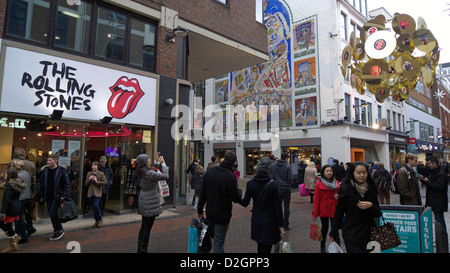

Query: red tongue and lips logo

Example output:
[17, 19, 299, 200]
[108, 76, 145, 119]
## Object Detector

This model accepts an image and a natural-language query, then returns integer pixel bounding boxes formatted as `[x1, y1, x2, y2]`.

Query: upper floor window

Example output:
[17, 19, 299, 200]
[5, 0, 157, 72]
[256, 0, 263, 23]
[340, 12, 347, 41]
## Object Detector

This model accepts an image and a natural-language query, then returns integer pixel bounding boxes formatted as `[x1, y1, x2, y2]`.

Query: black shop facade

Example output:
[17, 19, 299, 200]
[0, 45, 159, 218]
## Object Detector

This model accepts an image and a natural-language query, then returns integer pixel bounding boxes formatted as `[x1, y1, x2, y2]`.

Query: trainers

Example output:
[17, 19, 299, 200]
[50, 230, 65, 241]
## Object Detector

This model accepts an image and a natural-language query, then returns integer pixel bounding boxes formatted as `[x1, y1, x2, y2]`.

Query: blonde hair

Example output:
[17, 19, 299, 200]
[376, 162, 384, 167]
[308, 161, 316, 168]
[405, 153, 418, 164]
[10, 159, 24, 171]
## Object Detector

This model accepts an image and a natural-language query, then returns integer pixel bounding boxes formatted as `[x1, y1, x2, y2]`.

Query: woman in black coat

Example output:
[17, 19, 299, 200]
[240, 157, 285, 253]
[329, 162, 381, 253]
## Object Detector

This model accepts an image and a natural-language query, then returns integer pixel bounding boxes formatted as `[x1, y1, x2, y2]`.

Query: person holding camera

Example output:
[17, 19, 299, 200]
[85, 161, 107, 228]
[136, 153, 169, 253]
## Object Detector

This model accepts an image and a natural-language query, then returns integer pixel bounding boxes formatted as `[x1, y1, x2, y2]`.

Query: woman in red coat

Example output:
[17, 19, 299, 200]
[312, 164, 340, 253]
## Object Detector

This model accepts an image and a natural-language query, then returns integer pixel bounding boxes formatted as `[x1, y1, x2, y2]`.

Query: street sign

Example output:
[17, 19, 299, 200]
[380, 205, 433, 253]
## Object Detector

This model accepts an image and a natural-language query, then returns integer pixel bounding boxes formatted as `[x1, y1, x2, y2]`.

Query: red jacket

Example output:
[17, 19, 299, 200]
[312, 179, 340, 218]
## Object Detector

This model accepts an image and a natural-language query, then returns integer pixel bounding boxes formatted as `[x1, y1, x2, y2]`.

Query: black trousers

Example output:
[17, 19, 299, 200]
[320, 217, 340, 245]
[138, 216, 156, 245]
[257, 243, 272, 253]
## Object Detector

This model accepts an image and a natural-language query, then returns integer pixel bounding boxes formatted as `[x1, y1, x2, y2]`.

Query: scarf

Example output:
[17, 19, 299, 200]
[352, 179, 368, 197]
[320, 177, 337, 190]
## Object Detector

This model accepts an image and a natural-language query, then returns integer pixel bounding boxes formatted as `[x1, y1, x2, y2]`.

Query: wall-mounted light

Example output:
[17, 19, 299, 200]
[166, 26, 188, 43]
[353, 103, 369, 108]
[49, 110, 63, 120]
[100, 116, 113, 124]
[165, 98, 174, 105]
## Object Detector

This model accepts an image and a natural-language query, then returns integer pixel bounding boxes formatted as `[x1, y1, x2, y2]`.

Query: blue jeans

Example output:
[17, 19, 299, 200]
[14, 199, 35, 240]
[90, 196, 102, 221]
[279, 188, 291, 228]
[47, 199, 63, 233]
[208, 220, 229, 253]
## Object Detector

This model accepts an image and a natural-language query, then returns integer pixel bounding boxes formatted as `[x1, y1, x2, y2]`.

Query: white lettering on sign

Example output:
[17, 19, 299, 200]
[0, 118, 26, 129]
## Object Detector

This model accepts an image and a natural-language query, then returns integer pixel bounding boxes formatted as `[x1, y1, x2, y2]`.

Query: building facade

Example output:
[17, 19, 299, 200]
[0, 0, 268, 216]
[201, 0, 410, 178]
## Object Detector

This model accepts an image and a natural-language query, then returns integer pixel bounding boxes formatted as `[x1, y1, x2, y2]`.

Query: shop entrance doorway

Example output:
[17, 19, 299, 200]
[0, 114, 154, 218]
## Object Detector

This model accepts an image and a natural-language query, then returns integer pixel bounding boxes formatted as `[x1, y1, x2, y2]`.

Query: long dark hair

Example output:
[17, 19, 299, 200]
[320, 164, 335, 182]
[346, 162, 378, 194]
[137, 165, 151, 179]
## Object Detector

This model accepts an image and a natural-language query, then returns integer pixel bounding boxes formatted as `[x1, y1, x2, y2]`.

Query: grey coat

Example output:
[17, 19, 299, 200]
[18, 170, 32, 200]
[138, 164, 169, 218]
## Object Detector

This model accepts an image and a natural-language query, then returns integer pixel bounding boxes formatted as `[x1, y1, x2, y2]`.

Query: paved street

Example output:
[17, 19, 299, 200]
[6, 184, 450, 254]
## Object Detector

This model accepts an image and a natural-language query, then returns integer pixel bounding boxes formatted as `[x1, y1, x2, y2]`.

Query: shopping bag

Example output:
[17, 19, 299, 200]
[370, 217, 401, 251]
[275, 241, 294, 253]
[188, 226, 198, 253]
[328, 241, 343, 253]
[198, 217, 212, 253]
[59, 198, 78, 223]
[158, 180, 170, 197]
[300, 183, 310, 197]
[310, 222, 323, 241]
[31, 202, 41, 222]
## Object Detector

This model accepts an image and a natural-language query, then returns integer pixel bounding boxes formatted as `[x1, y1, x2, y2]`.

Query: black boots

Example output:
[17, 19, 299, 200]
[137, 240, 148, 253]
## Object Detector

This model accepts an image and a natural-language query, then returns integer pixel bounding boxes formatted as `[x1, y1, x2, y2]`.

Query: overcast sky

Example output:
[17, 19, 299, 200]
[368, 0, 450, 64]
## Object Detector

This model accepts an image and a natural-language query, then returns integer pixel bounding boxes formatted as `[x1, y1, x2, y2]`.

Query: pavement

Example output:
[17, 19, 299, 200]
[3, 184, 450, 254]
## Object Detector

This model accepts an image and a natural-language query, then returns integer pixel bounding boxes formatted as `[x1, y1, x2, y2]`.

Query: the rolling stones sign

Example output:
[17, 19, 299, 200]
[0, 47, 156, 126]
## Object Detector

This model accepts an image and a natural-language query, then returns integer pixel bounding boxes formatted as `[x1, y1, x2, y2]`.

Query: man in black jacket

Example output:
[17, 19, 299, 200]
[39, 154, 71, 241]
[270, 152, 293, 230]
[197, 151, 242, 253]
[421, 157, 448, 233]
[332, 159, 346, 183]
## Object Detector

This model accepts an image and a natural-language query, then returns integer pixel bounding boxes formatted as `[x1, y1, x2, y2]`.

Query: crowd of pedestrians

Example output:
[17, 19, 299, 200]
[1, 148, 448, 253]
[0, 148, 114, 252]
[194, 151, 448, 253]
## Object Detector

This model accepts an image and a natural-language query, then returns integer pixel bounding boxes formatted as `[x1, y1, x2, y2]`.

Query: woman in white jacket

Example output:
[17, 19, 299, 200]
[304, 162, 318, 203]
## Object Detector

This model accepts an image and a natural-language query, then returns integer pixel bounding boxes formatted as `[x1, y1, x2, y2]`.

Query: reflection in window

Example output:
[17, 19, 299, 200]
[7, 0, 50, 44]
[55, 1, 91, 53]
[95, 7, 126, 62]
[130, 18, 156, 70]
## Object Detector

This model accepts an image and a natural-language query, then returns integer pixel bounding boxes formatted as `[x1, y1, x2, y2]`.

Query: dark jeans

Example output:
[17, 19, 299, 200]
[90, 196, 102, 221]
[208, 219, 229, 253]
[14, 199, 35, 240]
[138, 216, 156, 245]
[47, 199, 63, 233]
[279, 188, 291, 228]
[434, 211, 447, 233]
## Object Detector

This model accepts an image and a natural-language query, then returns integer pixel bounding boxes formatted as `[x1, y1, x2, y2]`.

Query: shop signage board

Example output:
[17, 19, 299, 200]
[0, 46, 157, 126]
[380, 206, 433, 253]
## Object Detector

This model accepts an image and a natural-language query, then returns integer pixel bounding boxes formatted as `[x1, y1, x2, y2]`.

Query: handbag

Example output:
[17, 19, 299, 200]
[300, 183, 310, 196]
[370, 217, 401, 251]
[59, 198, 78, 223]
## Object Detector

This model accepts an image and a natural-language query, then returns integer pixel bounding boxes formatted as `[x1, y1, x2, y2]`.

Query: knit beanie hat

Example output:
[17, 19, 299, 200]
[257, 157, 272, 174]
[136, 154, 149, 167]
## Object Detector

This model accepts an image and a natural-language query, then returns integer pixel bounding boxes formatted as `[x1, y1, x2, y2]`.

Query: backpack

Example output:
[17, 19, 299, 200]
[391, 167, 410, 194]
[374, 169, 392, 190]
